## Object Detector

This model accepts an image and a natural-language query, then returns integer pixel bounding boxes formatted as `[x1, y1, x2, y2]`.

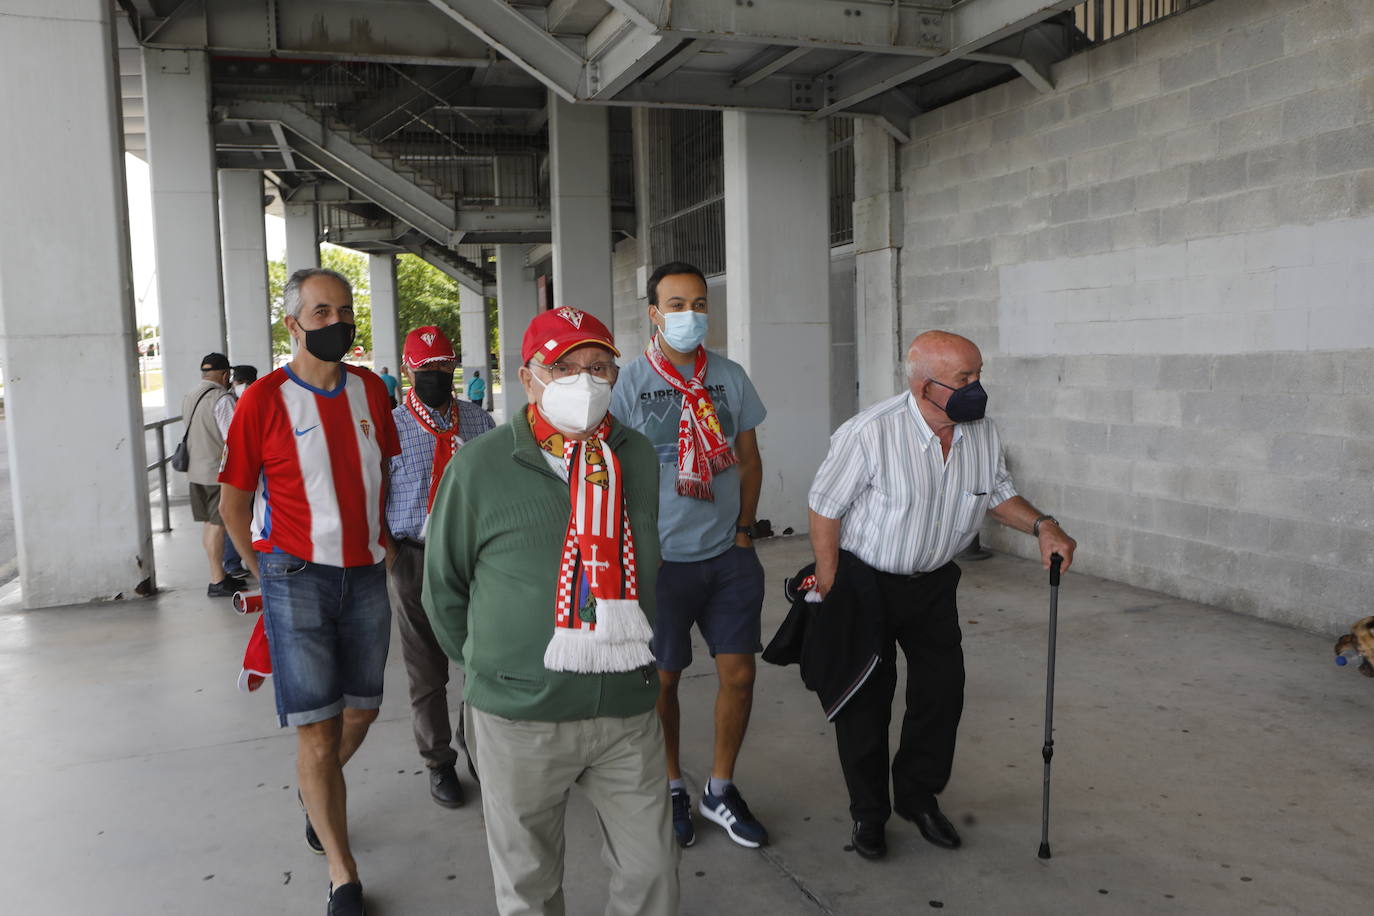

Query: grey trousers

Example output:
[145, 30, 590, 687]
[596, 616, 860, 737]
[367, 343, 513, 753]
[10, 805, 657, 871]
[468, 706, 680, 916]
[386, 538, 461, 769]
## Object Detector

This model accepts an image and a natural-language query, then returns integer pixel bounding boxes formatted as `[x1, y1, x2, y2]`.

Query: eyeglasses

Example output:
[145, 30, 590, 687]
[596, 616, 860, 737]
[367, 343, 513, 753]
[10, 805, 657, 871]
[541, 360, 617, 380]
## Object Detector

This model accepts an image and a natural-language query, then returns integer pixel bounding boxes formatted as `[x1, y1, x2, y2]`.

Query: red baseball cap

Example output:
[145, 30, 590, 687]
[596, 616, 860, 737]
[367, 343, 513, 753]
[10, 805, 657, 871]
[521, 307, 619, 364]
[403, 325, 457, 369]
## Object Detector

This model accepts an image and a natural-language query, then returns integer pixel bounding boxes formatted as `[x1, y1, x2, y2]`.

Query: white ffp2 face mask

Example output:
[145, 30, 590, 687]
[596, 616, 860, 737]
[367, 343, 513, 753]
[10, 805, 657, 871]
[533, 371, 613, 434]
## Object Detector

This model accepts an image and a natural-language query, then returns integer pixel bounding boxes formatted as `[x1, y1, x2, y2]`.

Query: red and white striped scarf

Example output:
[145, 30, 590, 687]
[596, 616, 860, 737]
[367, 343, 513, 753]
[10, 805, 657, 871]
[528, 405, 653, 673]
[644, 339, 737, 500]
[405, 387, 461, 512]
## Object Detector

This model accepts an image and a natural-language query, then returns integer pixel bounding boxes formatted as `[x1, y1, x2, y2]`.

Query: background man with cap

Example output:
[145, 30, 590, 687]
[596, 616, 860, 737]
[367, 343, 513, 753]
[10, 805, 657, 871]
[424, 306, 679, 916]
[182, 352, 242, 598]
[217, 365, 259, 580]
[386, 325, 494, 808]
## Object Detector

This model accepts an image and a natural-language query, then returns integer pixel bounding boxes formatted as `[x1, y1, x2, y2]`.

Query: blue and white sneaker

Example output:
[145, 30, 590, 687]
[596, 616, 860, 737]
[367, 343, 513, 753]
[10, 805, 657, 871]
[671, 787, 696, 848]
[699, 785, 768, 848]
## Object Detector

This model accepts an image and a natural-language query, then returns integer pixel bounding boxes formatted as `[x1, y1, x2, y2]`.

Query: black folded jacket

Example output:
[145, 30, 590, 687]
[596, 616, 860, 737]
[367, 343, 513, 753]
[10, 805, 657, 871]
[762, 550, 883, 721]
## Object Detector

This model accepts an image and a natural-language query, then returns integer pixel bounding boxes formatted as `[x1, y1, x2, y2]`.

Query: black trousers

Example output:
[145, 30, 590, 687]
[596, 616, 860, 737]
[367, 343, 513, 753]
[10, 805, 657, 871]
[833, 560, 964, 823]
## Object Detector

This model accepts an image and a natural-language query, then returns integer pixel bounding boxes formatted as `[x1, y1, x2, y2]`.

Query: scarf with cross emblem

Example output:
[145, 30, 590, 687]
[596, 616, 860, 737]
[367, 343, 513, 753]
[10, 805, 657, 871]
[528, 404, 653, 673]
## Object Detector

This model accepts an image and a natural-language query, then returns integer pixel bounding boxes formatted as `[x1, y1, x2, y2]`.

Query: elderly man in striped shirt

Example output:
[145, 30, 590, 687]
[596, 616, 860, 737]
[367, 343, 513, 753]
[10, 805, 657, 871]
[807, 330, 1077, 861]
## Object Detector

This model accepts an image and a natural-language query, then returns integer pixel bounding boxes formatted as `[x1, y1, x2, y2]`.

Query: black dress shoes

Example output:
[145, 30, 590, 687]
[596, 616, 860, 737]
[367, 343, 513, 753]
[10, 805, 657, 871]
[430, 764, 466, 808]
[895, 799, 961, 849]
[851, 820, 887, 859]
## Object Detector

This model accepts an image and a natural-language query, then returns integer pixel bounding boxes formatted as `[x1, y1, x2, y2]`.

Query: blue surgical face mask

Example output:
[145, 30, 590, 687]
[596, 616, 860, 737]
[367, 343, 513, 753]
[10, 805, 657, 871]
[656, 309, 708, 353]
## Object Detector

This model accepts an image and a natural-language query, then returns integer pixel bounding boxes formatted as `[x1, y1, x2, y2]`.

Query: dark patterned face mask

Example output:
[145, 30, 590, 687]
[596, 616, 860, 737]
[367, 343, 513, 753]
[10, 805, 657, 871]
[928, 378, 988, 422]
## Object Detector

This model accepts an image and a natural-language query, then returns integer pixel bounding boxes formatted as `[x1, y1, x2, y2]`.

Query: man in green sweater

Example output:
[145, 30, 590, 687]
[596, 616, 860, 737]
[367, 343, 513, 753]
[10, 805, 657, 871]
[423, 307, 678, 916]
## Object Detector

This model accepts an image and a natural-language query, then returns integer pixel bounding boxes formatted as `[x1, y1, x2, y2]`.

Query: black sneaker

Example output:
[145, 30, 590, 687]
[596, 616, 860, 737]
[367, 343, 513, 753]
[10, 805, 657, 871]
[429, 764, 465, 808]
[670, 787, 695, 848]
[327, 881, 365, 916]
[298, 790, 324, 855]
[207, 576, 247, 598]
[699, 784, 768, 848]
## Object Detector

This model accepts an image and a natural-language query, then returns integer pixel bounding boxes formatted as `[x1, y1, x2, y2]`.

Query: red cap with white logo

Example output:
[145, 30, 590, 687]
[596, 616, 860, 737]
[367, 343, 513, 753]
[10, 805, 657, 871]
[521, 307, 619, 365]
[402, 325, 457, 369]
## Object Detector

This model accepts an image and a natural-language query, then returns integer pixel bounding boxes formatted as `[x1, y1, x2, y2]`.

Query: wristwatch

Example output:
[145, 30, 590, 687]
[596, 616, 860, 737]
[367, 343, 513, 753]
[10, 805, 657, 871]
[736, 523, 757, 538]
[1032, 514, 1058, 537]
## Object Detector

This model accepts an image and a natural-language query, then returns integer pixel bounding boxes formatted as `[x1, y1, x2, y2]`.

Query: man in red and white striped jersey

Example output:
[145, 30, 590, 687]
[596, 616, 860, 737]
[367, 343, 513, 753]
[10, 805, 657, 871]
[220, 268, 399, 916]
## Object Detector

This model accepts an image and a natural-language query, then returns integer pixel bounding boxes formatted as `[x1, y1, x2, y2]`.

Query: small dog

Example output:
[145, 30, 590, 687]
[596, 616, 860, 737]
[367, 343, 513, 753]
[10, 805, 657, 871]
[1334, 615, 1374, 678]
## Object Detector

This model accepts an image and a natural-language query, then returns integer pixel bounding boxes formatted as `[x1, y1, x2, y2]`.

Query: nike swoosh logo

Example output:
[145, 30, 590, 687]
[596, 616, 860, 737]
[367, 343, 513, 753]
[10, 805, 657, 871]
[293, 425, 318, 437]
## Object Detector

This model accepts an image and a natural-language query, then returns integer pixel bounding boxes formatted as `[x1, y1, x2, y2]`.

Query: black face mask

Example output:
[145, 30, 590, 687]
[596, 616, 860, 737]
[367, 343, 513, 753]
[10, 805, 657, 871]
[413, 370, 454, 408]
[928, 378, 988, 422]
[300, 321, 356, 363]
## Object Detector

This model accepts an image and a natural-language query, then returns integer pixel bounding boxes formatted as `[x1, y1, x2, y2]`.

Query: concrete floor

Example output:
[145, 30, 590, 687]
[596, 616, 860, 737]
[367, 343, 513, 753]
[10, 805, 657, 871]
[2, 506, 1372, 915]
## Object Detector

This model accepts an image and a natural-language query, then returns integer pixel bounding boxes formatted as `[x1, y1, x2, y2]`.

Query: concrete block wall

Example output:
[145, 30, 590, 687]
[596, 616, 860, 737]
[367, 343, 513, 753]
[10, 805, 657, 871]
[898, 0, 1374, 632]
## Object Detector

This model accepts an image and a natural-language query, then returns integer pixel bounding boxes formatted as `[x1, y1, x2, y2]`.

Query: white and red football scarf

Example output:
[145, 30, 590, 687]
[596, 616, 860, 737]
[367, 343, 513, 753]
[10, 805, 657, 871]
[234, 589, 271, 693]
[529, 405, 653, 673]
[645, 339, 737, 500]
[405, 387, 462, 512]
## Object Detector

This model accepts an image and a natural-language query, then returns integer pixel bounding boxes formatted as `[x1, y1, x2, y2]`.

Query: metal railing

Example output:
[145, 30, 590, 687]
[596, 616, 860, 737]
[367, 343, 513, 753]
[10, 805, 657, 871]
[645, 108, 726, 276]
[144, 415, 180, 534]
[1072, 0, 1213, 43]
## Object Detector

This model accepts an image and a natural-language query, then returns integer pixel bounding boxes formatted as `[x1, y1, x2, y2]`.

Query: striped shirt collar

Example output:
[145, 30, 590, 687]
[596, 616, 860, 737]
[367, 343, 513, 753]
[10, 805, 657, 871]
[904, 391, 964, 450]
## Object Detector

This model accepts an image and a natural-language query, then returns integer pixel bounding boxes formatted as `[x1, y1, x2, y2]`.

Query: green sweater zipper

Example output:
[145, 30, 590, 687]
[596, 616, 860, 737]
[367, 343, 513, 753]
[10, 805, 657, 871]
[422, 413, 661, 721]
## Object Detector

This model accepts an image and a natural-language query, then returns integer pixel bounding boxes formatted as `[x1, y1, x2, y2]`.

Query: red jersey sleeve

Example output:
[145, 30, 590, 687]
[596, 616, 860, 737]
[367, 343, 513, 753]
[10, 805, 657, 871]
[218, 383, 265, 490]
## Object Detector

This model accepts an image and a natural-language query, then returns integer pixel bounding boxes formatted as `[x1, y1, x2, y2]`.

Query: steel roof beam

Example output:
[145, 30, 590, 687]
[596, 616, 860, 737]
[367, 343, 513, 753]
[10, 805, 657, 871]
[732, 46, 812, 89]
[811, 0, 1078, 118]
[427, 0, 584, 101]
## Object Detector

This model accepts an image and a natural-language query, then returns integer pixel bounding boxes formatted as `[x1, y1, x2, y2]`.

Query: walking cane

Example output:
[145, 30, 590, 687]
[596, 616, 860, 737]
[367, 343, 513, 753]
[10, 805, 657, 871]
[1038, 553, 1063, 860]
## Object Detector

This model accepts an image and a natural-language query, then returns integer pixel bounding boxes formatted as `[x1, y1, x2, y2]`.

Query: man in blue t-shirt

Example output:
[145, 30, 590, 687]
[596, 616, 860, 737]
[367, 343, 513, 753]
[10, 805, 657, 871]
[610, 261, 769, 851]
[377, 365, 400, 408]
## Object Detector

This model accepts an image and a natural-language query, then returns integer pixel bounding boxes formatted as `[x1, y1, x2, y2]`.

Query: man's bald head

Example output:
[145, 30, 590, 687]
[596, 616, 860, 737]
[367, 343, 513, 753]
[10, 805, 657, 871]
[905, 331, 982, 385]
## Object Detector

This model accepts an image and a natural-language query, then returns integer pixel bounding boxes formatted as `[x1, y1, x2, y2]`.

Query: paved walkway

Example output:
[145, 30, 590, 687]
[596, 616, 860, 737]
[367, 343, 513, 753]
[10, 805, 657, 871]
[1, 508, 1370, 914]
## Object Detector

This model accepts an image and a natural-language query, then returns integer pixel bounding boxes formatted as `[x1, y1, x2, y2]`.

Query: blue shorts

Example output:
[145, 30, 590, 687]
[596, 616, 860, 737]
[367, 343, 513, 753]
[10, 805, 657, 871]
[258, 551, 392, 728]
[653, 544, 765, 672]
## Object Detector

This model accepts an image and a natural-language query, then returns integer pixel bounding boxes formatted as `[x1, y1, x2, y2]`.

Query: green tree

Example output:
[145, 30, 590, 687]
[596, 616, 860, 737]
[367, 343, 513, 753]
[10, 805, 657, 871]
[266, 250, 484, 370]
[396, 253, 463, 356]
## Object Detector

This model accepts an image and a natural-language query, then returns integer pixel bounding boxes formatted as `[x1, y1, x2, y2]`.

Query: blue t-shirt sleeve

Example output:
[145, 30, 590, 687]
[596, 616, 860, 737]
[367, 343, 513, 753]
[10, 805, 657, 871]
[735, 366, 767, 433]
[610, 363, 640, 424]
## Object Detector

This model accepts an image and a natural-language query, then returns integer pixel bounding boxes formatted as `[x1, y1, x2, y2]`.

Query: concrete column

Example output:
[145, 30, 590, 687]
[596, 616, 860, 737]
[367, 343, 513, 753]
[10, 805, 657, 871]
[284, 201, 320, 277]
[368, 254, 400, 382]
[723, 111, 831, 536]
[495, 245, 539, 419]
[458, 276, 489, 403]
[852, 118, 904, 406]
[143, 46, 224, 420]
[0, 0, 154, 607]
[218, 170, 272, 373]
[548, 93, 612, 323]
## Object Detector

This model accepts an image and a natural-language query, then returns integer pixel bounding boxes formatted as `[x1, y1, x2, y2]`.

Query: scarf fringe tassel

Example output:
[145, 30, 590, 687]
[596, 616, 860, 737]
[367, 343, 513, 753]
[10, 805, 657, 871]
[543, 627, 654, 674]
[675, 478, 715, 500]
[594, 599, 655, 643]
[708, 450, 738, 474]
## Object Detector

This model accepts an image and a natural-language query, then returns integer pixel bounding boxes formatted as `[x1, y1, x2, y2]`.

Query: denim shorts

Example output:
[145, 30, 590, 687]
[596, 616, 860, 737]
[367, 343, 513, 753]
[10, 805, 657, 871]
[258, 551, 392, 727]
[653, 544, 766, 672]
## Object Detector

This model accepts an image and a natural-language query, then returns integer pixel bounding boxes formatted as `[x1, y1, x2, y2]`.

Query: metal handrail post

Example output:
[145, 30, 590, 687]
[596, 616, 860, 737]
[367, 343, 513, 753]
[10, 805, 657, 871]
[157, 422, 171, 533]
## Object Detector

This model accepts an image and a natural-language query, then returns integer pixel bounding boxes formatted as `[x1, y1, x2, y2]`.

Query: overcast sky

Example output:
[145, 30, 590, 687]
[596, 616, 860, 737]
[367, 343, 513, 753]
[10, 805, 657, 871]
[124, 154, 287, 327]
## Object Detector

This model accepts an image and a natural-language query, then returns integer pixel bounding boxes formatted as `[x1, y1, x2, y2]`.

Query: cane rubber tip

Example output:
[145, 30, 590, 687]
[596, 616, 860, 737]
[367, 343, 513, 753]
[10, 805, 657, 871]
[1336, 656, 1348, 666]
[1038, 843, 1052, 860]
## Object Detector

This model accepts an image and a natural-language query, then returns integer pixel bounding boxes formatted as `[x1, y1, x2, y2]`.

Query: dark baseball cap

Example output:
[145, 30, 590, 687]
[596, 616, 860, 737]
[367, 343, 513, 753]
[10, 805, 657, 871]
[200, 352, 231, 372]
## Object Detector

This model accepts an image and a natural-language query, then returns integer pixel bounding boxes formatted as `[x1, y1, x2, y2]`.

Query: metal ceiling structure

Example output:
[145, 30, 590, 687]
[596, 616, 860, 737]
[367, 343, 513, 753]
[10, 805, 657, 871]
[115, 0, 1089, 276]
